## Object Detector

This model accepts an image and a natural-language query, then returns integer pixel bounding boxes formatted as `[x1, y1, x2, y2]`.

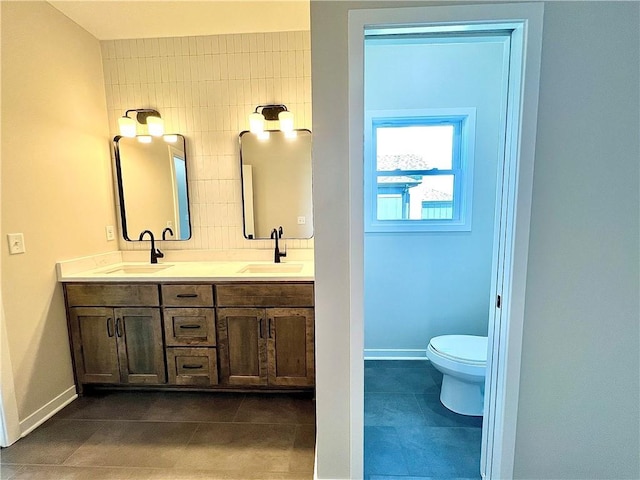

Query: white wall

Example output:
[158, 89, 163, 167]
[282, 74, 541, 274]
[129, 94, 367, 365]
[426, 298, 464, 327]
[1, 1, 116, 428]
[100, 31, 313, 251]
[512, 2, 640, 477]
[311, 1, 639, 478]
[364, 39, 507, 353]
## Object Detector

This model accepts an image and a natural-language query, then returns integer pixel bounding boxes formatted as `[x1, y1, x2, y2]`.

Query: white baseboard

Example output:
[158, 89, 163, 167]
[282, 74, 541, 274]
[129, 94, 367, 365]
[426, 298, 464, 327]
[364, 349, 428, 360]
[19, 385, 77, 438]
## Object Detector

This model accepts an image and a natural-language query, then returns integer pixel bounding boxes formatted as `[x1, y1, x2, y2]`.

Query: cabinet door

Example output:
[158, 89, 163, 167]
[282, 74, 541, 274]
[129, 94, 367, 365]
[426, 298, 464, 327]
[217, 308, 268, 386]
[69, 307, 120, 384]
[115, 308, 166, 384]
[267, 308, 315, 387]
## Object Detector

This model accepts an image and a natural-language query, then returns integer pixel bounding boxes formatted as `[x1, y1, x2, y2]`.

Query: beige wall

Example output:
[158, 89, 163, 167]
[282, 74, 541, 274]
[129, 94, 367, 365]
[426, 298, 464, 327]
[1, 2, 116, 421]
[311, 1, 639, 479]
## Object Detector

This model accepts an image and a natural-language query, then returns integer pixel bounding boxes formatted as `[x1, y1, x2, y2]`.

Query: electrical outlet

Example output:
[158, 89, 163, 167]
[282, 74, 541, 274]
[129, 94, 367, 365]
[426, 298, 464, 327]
[105, 226, 115, 241]
[7, 233, 25, 254]
[297, 216, 306, 225]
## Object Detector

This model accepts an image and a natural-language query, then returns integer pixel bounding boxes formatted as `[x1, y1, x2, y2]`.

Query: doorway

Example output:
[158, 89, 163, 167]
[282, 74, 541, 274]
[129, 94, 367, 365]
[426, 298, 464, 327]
[363, 30, 511, 479]
[343, 4, 544, 479]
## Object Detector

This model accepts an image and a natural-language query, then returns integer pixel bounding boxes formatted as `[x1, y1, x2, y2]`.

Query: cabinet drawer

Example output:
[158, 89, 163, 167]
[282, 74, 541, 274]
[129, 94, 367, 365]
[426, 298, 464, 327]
[216, 283, 314, 307]
[65, 284, 159, 307]
[164, 308, 216, 346]
[161, 285, 214, 307]
[166, 348, 218, 386]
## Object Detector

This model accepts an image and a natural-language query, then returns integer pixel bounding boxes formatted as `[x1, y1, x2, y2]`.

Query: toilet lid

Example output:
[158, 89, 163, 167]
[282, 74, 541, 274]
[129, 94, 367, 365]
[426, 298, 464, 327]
[429, 335, 488, 365]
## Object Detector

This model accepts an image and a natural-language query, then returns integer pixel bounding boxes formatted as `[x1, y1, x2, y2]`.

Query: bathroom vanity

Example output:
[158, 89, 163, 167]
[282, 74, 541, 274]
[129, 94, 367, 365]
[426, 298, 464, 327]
[59, 259, 315, 394]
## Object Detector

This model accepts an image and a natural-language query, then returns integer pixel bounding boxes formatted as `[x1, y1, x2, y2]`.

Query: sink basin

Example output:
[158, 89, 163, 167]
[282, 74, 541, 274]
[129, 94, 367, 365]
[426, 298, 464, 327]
[238, 264, 304, 274]
[100, 265, 173, 275]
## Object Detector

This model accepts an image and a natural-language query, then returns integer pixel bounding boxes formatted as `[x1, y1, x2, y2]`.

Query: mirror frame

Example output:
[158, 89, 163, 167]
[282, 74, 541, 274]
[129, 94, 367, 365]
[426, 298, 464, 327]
[239, 129, 313, 240]
[113, 134, 192, 241]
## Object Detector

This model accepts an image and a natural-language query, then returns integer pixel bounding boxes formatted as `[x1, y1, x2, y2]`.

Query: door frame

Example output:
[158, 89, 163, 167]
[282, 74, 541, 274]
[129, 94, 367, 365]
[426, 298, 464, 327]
[348, 3, 544, 478]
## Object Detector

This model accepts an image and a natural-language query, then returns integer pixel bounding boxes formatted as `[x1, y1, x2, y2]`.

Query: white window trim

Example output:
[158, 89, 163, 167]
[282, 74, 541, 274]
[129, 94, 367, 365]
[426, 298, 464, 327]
[364, 107, 476, 232]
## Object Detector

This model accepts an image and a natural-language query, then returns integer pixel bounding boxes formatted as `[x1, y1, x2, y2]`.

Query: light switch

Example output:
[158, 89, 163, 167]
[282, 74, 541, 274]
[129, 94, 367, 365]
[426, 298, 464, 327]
[106, 226, 115, 241]
[7, 233, 25, 254]
[297, 216, 306, 225]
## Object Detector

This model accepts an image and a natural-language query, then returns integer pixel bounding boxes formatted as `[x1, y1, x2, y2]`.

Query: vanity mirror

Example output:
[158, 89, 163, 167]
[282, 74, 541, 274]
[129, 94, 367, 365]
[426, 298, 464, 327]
[239, 129, 313, 239]
[114, 134, 192, 241]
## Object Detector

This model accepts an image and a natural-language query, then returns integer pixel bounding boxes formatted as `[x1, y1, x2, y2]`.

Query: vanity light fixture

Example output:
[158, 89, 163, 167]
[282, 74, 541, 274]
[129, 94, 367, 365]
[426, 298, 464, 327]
[248, 104, 294, 136]
[137, 135, 152, 143]
[118, 108, 165, 138]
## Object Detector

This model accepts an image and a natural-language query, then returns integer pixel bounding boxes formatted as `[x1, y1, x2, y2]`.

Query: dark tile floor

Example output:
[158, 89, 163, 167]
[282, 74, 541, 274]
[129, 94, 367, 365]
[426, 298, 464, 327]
[0, 390, 315, 480]
[364, 360, 482, 480]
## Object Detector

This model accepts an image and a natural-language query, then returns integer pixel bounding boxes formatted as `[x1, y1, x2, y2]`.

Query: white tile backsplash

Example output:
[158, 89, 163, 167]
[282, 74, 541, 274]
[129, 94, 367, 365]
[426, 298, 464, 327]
[102, 31, 312, 252]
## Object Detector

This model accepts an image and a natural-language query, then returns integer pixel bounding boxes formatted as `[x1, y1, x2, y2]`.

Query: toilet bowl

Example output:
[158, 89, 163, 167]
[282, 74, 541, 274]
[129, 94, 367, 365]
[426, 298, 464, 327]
[426, 335, 488, 416]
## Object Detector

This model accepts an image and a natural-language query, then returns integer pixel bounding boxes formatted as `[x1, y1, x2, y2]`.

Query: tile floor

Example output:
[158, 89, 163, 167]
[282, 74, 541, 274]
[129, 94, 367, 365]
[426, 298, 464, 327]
[364, 360, 482, 480]
[0, 390, 315, 480]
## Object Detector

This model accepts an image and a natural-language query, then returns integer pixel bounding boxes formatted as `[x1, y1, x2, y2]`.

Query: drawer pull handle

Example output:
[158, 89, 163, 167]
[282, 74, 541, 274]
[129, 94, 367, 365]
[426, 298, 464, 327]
[115, 318, 123, 337]
[182, 364, 203, 369]
[176, 293, 198, 298]
[179, 324, 201, 329]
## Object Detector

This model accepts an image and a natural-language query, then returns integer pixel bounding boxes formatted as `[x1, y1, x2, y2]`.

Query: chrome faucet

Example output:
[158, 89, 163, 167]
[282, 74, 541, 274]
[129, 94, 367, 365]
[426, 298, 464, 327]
[138, 230, 164, 264]
[270, 226, 286, 263]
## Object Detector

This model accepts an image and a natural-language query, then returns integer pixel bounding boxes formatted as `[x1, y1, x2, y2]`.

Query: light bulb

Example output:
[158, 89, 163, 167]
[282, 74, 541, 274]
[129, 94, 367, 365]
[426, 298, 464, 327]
[146, 116, 164, 136]
[118, 116, 136, 137]
[278, 110, 294, 133]
[249, 112, 265, 134]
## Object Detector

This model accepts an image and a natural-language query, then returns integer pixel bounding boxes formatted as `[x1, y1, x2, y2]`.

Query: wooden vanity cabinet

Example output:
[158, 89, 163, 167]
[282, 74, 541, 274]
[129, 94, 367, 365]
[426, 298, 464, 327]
[216, 283, 315, 388]
[64, 280, 314, 392]
[65, 284, 165, 387]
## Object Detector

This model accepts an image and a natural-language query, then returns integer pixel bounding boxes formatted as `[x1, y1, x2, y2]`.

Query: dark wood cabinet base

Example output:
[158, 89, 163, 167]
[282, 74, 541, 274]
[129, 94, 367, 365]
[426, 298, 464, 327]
[64, 281, 315, 394]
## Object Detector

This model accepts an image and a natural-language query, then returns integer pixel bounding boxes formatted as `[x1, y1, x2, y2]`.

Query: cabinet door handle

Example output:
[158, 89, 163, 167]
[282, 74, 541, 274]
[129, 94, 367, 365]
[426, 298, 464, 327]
[106, 318, 114, 337]
[182, 364, 203, 369]
[115, 318, 123, 337]
[268, 318, 273, 338]
[179, 324, 201, 329]
[258, 317, 263, 338]
[176, 293, 198, 298]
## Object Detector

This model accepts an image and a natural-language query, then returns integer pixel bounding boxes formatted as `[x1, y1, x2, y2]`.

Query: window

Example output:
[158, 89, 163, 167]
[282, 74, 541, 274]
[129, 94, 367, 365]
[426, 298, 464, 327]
[365, 109, 475, 232]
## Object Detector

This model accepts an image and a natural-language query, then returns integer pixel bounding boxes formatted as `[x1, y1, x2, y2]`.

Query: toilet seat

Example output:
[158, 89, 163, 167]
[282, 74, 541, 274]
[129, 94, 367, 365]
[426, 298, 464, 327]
[429, 335, 487, 366]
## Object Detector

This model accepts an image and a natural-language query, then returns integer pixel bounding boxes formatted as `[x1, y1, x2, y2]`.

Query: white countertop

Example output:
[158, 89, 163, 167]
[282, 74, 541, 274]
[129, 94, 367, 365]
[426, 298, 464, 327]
[57, 252, 314, 283]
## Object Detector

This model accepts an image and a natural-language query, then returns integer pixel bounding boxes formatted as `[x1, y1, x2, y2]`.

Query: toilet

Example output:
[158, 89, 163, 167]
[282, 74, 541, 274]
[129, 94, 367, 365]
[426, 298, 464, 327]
[426, 335, 488, 416]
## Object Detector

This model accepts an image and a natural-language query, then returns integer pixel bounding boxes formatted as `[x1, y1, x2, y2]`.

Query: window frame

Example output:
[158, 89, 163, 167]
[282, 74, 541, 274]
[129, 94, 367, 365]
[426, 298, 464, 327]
[364, 108, 476, 232]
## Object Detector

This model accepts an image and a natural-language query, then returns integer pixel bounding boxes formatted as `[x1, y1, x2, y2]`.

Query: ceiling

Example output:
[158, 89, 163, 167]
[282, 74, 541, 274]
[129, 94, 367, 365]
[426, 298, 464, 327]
[48, 1, 310, 40]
